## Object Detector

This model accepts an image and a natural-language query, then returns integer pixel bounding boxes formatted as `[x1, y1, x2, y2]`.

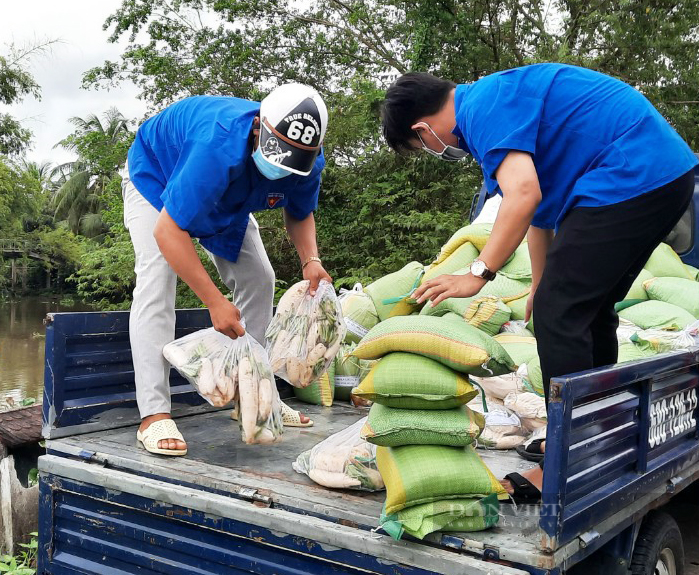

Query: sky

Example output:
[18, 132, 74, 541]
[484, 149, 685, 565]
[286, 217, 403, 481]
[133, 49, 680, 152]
[2, 0, 149, 166]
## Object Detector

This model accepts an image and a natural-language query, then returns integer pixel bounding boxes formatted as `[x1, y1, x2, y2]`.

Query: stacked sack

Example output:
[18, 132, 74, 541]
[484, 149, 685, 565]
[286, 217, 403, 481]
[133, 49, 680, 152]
[522, 242, 699, 397]
[350, 315, 513, 539]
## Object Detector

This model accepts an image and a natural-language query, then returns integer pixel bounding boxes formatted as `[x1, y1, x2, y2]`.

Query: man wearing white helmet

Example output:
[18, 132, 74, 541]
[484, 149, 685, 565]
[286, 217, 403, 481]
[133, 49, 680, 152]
[121, 83, 330, 456]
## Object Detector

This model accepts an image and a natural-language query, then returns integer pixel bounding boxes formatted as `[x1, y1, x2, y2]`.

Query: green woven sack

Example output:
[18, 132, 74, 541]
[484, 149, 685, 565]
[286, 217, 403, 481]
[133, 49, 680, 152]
[362, 404, 485, 447]
[523, 356, 544, 396]
[643, 276, 699, 317]
[505, 293, 529, 321]
[499, 243, 531, 280]
[365, 262, 425, 321]
[333, 343, 375, 401]
[423, 242, 480, 283]
[618, 300, 696, 331]
[431, 224, 492, 268]
[352, 352, 478, 409]
[644, 243, 693, 280]
[377, 444, 507, 515]
[617, 341, 658, 363]
[352, 316, 515, 377]
[380, 495, 500, 540]
[427, 298, 511, 336]
[421, 273, 530, 319]
[624, 269, 654, 302]
[493, 333, 538, 368]
[338, 285, 380, 344]
[294, 361, 336, 406]
[685, 264, 699, 281]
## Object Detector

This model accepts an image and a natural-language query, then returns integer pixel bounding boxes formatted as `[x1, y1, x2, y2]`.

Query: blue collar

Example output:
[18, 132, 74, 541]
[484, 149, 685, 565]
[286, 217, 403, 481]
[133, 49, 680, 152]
[452, 84, 473, 154]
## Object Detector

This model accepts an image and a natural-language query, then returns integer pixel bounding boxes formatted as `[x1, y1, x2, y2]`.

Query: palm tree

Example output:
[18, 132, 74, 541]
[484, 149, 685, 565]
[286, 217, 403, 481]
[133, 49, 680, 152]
[51, 108, 130, 238]
[20, 159, 53, 190]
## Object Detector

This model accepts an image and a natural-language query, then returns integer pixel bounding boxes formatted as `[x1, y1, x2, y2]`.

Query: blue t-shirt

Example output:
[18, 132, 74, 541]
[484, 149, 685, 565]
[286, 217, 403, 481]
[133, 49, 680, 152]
[452, 64, 698, 230]
[127, 95, 325, 261]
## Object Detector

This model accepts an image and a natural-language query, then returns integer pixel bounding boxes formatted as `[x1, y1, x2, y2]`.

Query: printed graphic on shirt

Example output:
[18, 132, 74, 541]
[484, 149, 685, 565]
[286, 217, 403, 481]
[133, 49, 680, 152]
[267, 192, 285, 209]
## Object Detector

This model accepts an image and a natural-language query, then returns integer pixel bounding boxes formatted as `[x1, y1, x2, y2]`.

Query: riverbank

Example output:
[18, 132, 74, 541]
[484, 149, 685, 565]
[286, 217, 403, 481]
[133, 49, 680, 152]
[0, 296, 93, 403]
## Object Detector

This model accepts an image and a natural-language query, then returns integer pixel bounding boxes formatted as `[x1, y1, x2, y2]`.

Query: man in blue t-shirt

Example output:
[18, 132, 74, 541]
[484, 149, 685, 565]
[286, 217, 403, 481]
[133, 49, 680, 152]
[382, 64, 697, 502]
[123, 83, 331, 456]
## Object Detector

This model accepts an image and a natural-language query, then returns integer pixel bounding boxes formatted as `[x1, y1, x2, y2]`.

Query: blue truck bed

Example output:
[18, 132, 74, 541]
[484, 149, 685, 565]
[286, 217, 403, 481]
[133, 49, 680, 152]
[38, 310, 699, 574]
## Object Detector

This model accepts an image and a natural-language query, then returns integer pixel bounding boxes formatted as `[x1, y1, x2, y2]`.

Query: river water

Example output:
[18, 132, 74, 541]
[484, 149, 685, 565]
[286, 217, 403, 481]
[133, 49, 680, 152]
[0, 296, 93, 403]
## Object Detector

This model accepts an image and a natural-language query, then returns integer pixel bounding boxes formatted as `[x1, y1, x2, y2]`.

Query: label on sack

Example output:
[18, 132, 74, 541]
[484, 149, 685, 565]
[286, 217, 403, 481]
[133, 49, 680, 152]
[335, 376, 360, 388]
[345, 318, 369, 339]
[485, 409, 521, 427]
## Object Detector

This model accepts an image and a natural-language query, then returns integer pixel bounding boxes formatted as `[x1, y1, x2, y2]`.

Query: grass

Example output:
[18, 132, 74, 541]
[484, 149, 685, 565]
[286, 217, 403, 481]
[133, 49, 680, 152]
[0, 533, 38, 574]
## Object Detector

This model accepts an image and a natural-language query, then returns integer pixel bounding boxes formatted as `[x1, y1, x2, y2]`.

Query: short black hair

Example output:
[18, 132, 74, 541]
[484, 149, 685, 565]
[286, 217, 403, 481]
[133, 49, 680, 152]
[381, 72, 456, 154]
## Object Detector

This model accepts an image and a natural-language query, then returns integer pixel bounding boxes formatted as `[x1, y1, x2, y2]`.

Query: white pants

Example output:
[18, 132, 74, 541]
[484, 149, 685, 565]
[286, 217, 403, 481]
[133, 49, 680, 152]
[121, 165, 275, 418]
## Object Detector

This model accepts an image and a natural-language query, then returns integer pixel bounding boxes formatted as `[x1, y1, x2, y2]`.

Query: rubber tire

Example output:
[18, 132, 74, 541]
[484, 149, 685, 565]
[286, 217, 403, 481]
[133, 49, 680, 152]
[630, 511, 685, 575]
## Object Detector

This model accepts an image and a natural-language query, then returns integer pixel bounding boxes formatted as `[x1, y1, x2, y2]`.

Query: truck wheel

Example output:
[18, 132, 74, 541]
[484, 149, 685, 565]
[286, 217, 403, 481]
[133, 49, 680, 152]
[630, 512, 684, 575]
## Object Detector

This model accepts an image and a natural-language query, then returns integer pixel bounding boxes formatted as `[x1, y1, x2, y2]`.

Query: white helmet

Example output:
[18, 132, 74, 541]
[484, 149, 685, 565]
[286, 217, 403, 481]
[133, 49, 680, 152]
[257, 83, 328, 176]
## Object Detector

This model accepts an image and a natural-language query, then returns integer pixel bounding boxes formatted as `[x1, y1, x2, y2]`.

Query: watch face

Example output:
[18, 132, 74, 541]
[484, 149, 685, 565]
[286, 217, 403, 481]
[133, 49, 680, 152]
[471, 260, 485, 277]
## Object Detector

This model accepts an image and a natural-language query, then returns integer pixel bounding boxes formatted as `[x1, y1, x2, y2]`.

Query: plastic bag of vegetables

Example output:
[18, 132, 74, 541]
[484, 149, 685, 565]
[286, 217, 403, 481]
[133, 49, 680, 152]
[266, 280, 346, 388]
[292, 417, 384, 491]
[163, 328, 283, 445]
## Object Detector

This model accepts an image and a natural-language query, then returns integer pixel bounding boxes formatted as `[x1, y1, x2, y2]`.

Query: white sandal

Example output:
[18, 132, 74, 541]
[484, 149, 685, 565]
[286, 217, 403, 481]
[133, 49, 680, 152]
[136, 419, 188, 456]
[231, 401, 314, 428]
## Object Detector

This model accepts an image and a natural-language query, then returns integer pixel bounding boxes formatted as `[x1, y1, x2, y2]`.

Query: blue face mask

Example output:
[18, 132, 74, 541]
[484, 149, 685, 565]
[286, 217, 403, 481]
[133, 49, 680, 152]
[253, 146, 292, 180]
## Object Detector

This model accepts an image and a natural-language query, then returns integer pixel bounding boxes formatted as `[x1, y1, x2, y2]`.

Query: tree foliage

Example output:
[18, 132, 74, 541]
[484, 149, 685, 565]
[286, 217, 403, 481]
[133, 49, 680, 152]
[51, 108, 133, 238]
[0, 43, 43, 156]
[67, 0, 699, 306]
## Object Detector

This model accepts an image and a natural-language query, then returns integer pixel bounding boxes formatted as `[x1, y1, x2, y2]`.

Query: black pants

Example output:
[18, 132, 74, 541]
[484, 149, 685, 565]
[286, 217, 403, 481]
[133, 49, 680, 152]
[534, 170, 695, 404]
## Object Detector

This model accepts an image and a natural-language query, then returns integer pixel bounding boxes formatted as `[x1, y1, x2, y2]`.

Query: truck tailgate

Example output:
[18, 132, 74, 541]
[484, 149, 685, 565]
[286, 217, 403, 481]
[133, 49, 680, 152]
[42, 402, 539, 574]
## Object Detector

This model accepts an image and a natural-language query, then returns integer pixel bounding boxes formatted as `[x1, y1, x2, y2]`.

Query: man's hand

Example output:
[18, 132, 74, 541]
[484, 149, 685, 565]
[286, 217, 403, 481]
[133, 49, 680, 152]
[413, 273, 487, 307]
[304, 261, 332, 296]
[208, 297, 246, 339]
[525, 292, 535, 322]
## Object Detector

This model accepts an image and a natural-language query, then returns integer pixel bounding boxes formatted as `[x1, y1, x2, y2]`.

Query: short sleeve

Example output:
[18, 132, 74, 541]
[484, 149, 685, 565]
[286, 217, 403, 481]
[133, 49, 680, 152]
[464, 78, 544, 192]
[161, 139, 244, 230]
[284, 149, 325, 220]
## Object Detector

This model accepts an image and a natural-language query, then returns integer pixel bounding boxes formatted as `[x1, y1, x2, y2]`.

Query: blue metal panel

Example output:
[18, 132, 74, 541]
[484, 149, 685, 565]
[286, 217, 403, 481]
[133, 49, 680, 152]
[540, 350, 699, 548]
[43, 310, 214, 438]
[40, 473, 437, 575]
[678, 162, 699, 266]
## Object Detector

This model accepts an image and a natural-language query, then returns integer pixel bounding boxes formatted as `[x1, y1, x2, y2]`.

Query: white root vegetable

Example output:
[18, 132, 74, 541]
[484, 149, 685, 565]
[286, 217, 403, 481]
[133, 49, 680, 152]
[254, 428, 277, 444]
[221, 375, 236, 403]
[288, 334, 303, 356]
[309, 469, 361, 489]
[275, 281, 310, 317]
[269, 329, 289, 363]
[314, 448, 352, 473]
[299, 365, 314, 388]
[306, 343, 327, 366]
[209, 389, 228, 407]
[198, 358, 216, 395]
[238, 357, 258, 442]
[323, 337, 343, 361]
[257, 378, 273, 421]
[163, 344, 190, 368]
[306, 323, 319, 352]
[286, 357, 303, 385]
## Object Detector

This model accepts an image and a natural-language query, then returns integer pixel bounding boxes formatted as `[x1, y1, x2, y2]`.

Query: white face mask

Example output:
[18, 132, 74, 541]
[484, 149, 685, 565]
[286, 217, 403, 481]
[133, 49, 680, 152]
[415, 122, 468, 161]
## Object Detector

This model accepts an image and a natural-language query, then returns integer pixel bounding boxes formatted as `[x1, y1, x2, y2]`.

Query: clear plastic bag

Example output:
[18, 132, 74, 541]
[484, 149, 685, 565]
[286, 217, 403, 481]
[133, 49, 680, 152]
[292, 417, 384, 491]
[499, 320, 534, 337]
[163, 327, 283, 444]
[266, 280, 346, 388]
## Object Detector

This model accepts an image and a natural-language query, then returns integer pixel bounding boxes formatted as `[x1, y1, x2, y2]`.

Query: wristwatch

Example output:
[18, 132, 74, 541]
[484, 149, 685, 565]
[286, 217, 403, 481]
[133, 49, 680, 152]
[470, 259, 496, 281]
